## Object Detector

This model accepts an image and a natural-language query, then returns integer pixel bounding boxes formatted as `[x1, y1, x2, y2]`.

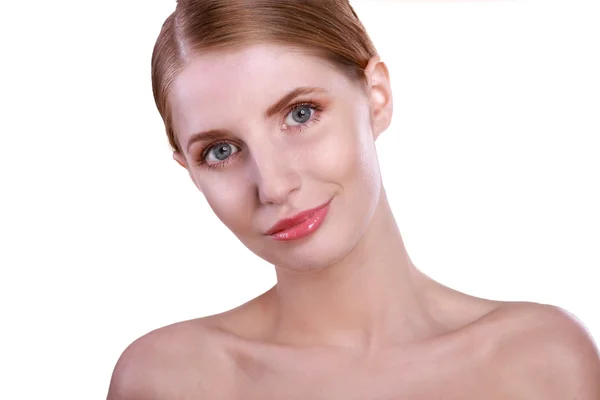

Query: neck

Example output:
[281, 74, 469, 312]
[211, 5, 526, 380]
[268, 189, 439, 351]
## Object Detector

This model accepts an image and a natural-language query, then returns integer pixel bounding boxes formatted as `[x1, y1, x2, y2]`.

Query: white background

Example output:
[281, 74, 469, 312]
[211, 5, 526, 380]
[1, 0, 598, 398]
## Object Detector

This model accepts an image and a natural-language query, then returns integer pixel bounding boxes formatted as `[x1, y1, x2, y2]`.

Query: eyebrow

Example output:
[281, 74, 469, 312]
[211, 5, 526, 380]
[186, 130, 231, 152]
[185, 86, 327, 152]
[264, 86, 327, 118]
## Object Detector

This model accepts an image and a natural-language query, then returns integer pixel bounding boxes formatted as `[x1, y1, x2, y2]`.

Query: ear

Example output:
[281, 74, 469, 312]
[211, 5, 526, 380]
[173, 151, 188, 169]
[173, 151, 204, 194]
[364, 56, 393, 140]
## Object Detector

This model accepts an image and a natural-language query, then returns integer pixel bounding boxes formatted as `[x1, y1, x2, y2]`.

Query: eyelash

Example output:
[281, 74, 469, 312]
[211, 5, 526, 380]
[195, 100, 323, 170]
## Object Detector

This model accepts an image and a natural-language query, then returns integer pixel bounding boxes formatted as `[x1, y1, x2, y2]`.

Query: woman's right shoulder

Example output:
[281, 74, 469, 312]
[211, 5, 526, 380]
[106, 317, 234, 400]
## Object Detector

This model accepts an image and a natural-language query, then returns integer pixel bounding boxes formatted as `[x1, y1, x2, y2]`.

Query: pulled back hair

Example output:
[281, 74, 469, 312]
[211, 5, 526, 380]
[151, 0, 378, 153]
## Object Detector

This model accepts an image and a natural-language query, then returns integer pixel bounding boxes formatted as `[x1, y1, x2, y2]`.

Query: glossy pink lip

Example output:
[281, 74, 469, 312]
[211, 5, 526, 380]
[266, 199, 332, 241]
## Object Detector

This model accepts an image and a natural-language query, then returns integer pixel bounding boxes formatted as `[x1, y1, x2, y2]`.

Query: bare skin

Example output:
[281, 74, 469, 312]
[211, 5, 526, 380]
[109, 303, 599, 400]
[108, 44, 600, 399]
[108, 193, 600, 399]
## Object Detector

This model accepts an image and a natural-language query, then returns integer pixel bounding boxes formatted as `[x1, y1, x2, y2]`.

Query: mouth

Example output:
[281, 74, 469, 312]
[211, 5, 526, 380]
[265, 199, 332, 241]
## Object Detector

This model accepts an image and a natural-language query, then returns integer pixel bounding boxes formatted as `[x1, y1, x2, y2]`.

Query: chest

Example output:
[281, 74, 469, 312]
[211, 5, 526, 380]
[157, 338, 528, 400]
[227, 348, 512, 400]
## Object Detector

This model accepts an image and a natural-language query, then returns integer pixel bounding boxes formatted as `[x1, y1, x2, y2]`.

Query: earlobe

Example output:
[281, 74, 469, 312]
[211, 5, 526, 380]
[364, 56, 393, 139]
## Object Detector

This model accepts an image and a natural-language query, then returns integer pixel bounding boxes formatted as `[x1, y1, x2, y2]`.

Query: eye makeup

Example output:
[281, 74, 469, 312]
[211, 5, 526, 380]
[194, 99, 325, 170]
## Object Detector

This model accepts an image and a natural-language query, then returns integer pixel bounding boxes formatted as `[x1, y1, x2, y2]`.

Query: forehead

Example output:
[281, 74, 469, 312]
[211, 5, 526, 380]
[169, 44, 356, 140]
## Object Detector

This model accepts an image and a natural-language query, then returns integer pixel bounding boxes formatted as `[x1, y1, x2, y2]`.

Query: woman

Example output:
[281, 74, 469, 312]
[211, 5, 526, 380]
[108, 0, 600, 398]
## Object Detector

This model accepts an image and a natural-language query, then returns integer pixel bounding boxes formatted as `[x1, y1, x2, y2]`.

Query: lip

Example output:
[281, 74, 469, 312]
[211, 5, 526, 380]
[265, 199, 332, 241]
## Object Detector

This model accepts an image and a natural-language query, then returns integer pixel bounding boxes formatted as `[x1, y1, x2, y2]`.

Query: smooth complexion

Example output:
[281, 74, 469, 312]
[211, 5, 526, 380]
[169, 44, 430, 348]
[108, 44, 600, 399]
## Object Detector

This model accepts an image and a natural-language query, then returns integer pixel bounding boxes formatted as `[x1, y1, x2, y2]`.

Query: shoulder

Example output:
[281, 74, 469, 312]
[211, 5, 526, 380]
[481, 302, 600, 399]
[106, 291, 274, 399]
[107, 318, 234, 400]
[107, 330, 162, 400]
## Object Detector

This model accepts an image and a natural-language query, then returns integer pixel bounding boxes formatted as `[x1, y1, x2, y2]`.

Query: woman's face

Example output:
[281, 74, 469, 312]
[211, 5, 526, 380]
[169, 44, 392, 271]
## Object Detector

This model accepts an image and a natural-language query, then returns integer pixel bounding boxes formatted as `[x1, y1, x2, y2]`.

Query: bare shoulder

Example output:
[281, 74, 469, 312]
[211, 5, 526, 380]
[106, 317, 235, 400]
[106, 289, 273, 399]
[478, 302, 600, 399]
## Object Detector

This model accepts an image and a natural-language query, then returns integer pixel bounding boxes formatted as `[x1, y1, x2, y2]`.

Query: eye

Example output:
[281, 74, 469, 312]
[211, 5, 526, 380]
[204, 142, 240, 164]
[284, 104, 315, 126]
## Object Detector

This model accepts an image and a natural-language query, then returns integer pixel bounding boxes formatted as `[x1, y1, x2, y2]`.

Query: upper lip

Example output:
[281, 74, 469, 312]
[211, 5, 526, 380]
[265, 199, 331, 235]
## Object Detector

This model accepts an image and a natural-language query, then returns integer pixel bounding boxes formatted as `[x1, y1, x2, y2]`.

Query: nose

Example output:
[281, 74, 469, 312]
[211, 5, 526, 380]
[250, 146, 301, 205]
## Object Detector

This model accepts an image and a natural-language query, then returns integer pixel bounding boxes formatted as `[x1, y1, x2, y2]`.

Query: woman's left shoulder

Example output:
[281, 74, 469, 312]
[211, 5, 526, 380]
[487, 301, 596, 345]
[481, 301, 600, 398]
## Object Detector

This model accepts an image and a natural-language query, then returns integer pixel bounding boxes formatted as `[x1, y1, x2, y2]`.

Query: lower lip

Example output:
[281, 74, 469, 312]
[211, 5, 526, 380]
[270, 202, 330, 241]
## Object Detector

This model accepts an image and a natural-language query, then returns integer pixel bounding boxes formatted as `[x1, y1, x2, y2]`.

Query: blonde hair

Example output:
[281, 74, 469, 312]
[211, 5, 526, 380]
[151, 0, 378, 153]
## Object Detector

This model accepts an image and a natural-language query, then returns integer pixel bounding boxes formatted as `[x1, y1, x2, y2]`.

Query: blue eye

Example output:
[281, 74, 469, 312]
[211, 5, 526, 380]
[285, 105, 315, 126]
[205, 142, 239, 163]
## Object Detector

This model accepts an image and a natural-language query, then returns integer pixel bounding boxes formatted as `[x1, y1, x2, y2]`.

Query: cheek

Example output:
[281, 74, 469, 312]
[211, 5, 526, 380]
[305, 110, 379, 188]
[199, 174, 254, 232]
[311, 133, 359, 182]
